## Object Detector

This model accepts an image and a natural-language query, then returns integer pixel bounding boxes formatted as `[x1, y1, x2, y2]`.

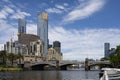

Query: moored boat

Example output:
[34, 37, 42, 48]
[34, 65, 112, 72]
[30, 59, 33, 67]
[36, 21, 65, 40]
[99, 68, 120, 80]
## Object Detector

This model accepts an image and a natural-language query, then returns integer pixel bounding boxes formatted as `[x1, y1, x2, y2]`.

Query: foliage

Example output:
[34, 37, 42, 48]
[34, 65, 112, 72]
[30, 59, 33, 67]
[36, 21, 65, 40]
[7, 53, 17, 66]
[0, 50, 7, 66]
[0, 50, 23, 67]
[16, 53, 23, 64]
[109, 45, 120, 67]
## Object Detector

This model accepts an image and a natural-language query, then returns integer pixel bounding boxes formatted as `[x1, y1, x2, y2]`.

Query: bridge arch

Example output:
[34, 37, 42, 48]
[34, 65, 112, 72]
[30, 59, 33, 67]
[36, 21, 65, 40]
[31, 63, 56, 70]
[31, 64, 48, 70]
[60, 64, 74, 70]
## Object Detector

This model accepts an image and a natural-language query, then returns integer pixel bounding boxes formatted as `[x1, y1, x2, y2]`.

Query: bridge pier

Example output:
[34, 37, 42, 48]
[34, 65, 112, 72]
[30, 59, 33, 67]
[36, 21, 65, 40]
[85, 58, 90, 71]
[56, 60, 60, 70]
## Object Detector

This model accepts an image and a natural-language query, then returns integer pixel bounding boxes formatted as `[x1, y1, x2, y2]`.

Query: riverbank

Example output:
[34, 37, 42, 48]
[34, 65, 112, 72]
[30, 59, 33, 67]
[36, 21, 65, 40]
[0, 67, 23, 71]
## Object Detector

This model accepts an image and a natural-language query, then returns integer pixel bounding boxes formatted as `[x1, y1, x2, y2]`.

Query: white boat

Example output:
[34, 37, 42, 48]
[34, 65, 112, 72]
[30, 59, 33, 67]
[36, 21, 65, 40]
[100, 68, 120, 80]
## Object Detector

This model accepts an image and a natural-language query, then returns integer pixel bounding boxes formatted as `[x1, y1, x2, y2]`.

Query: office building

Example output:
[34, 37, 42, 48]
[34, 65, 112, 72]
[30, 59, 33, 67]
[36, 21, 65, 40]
[37, 12, 48, 57]
[104, 43, 110, 58]
[18, 18, 26, 34]
[46, 48, 63, 61]
[53, 41, 61, 53]
[46, 41, 63, 61]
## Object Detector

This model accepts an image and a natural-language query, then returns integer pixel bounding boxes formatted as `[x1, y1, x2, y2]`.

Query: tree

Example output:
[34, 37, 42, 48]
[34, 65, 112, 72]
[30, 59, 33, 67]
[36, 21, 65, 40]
[7, 53, 17, 66]
[109, 45, 120, 67]
[17, 53, 23, 64]
[0, 50, 7, 66]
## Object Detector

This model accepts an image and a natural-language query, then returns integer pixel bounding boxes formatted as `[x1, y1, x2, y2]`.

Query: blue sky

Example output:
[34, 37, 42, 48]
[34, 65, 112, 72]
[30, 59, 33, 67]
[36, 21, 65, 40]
[0, 0, 120, 60]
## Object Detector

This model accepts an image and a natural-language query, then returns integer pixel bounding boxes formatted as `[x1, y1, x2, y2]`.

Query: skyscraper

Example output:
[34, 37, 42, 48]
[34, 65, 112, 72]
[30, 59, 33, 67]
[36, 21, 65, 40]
[104, 43, 110, 58]
[18, 18, 26, 34]
[53, 41, 61, 54]
[37, 12, 48, 57]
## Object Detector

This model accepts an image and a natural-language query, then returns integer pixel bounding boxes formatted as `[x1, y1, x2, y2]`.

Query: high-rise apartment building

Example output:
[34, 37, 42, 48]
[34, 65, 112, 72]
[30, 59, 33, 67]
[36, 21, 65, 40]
[104, 43, 110, 58]
[37, 12, 48, 57]
[18, 18, 26, 34]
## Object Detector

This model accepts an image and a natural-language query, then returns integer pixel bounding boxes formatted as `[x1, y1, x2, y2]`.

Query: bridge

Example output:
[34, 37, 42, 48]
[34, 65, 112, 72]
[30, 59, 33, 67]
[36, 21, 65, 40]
[22, 59, 112, 70]
[23, 60, 84, 70]
[85, 59, 112, 71]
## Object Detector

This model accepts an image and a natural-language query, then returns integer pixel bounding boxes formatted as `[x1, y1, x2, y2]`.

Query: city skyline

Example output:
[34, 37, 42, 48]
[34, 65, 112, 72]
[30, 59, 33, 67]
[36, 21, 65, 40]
[0, 0, 120, 60]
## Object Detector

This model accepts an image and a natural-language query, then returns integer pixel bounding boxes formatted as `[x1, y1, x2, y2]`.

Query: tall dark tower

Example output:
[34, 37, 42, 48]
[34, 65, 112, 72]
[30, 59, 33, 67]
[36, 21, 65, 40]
[53, 41, 61, 53]
[104, 43, 110, 58]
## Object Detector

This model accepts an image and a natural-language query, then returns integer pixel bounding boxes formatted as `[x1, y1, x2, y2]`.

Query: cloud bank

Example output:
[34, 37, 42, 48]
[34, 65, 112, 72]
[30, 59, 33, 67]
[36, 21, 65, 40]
[49, 27, 120, 60]
[0, 0, 31, 19]
[63, 0, 106, 22]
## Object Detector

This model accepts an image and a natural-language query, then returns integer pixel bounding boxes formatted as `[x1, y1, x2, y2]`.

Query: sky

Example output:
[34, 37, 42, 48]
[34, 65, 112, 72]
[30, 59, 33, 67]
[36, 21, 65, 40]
[0, 0, 120, 61]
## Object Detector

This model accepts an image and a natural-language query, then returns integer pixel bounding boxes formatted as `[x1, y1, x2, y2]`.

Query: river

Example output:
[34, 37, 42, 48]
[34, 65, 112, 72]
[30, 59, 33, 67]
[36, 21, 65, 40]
[0, 70, 100, 80]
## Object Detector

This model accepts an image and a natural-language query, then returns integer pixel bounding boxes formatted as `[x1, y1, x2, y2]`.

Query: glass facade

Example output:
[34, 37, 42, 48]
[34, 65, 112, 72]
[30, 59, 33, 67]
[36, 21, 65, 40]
[104, 43, 110, 58]
[37, 12, 48, 57]
[18, 18, 26, 34]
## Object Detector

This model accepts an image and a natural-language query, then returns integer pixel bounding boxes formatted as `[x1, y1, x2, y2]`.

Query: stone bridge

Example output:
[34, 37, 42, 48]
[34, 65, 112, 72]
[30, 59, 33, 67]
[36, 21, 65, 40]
[24, 60, 83, 70]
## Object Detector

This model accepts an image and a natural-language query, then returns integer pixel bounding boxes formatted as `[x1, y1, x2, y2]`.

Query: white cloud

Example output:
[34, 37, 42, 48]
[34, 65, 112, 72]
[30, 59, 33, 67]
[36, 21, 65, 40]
[0, 0, 31, 19]
[55, 4, 65, 10]
[0, 6, 14, 19]
[45, 8, 62, 14]
[10, 10, 31, 19]
[46, 3, 69, 14]
[49, 26, 120, 60]
[27, 23, 37, 35]
[63, 3, 69, 6]
[0, 20, 18, 44]
[63, 0, 105, 22]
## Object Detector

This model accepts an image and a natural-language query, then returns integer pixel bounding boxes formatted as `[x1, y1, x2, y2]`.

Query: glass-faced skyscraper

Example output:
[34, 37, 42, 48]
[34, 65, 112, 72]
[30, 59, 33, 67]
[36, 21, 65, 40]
[104, 43, 110, 58]
[37, 12, 48, 58]
[18, 18, 26, 34]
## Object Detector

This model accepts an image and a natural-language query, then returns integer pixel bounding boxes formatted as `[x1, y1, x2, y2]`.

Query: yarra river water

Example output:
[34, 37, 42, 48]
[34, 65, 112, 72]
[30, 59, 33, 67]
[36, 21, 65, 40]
[0, 69, 100, 80]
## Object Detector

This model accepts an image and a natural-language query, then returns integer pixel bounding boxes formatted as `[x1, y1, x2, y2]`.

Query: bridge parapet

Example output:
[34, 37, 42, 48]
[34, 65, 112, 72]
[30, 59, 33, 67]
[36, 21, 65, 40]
[88, 61, 110, 66]
[85, 60, 111, 71]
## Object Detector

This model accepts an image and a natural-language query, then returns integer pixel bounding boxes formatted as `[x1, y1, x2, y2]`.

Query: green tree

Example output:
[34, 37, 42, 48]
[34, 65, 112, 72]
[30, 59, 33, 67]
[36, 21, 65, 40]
[0, 50, 7, 66]
[7, 53, 17, 66]
[17, 53, 23, 64]
[109, 45, 120, 67]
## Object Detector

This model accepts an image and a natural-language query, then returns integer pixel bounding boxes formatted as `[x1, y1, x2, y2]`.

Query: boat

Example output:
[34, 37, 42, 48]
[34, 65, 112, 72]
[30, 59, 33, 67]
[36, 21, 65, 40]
[99, 68, 120, 80]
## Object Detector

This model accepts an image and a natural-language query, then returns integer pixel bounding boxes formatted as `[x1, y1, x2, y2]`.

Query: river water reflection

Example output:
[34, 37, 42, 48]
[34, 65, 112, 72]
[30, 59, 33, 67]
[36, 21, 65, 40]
[0, 70, 100, 80]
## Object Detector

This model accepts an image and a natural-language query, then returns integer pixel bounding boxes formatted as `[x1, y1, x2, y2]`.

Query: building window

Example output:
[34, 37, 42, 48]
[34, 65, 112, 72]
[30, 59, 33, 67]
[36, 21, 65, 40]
[30, 46, 32, 52]
[34, 45, 36, 51]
